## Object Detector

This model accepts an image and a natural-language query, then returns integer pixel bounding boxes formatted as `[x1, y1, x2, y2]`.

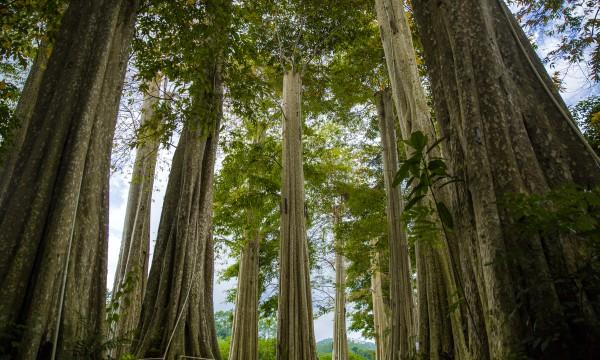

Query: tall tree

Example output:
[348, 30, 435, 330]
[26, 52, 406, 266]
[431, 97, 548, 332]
[110, 76, 163, 357]
[374, 87, 416, 358]
[370, 238, 390, 360]
[0, 41, 50, 205]
[0, 0, 139, 358]
[278, 68, 317, 359]
[134, 77, 223, 358]
[226, 120, 279, 360]
[131, 1, 232, 358]
[332, 204, 349, 360]
[412, 0, 600, 358]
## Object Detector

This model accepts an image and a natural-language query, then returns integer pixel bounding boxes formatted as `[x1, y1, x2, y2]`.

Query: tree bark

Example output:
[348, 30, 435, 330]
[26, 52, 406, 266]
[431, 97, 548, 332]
[375, 88, 416, 359]
[277, 69, 317, 360]
[332, 206, 348, 360]
[375, 1, 489, 358]
[110, 76, 162, 357]
[370, 239, 390, 360]
[0, 0, 138, 358]
[229, 232, 261, 360]
[134, 69, 223, 359]
[0, 40, 50, 205]
[412, 0, 600, 358]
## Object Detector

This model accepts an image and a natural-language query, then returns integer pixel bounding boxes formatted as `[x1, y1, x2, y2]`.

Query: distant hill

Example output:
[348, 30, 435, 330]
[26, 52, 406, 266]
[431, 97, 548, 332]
[316, 338, 376, 360]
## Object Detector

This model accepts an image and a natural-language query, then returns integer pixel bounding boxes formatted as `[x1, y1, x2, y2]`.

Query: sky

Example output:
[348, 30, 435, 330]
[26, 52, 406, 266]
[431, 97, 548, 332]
[106, 11, 600, 344]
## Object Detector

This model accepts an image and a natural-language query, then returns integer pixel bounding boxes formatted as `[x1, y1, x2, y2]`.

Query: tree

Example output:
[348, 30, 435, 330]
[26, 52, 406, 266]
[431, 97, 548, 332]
[132, 1, 231, 358]
[227, 120, 278, 360]
[332, 204, 349, 360]
[110, 76, 163, 358]
[278, 68, 318, 359]
[412, 0, 600, 358]
[0, 0, 139, 358]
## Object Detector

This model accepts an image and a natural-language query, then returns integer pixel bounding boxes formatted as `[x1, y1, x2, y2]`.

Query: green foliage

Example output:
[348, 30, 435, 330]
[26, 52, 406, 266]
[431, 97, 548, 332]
[0, 71, 20, 153]
[316, 338, 376, 360]
[393, 131, 457, 246]
[214, 310, 234, 339]
[571, 95, 600, 156]
[218, 336, 277, 359]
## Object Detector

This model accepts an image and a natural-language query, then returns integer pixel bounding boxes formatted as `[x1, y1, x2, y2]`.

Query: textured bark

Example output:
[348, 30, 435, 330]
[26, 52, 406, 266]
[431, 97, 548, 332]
[110, 76, 162, 357]
[374, 89, 415, 359]
[412, 0, 600, 358]
[134, 69, 223, 359]
[229, 233, 261, 360]
[375, 1, 489, 358]
[277, 70, 317, 360]
[0, 0, 138, 358]
[370, 239, 390, 360]
[0, 41, 50, 205]
[332, 207, 348, 360]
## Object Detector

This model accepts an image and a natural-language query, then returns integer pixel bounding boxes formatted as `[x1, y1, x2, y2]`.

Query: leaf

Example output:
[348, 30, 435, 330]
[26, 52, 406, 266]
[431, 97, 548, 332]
[393, 161, 412, 186]
[405, 195, 426, 211]
[428, 159, 447, 175]
[436, 201, 454, 230]
[405, 131, 427, 151]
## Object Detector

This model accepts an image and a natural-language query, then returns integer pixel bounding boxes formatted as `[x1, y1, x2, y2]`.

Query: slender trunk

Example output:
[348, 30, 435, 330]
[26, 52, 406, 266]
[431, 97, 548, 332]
[134, 68, 223, 359]
[0, 1, 138, 358]
[229, 233, 261, 360]
[277, 69, 317, 360]
[110, 76, 162, 357]
[332, 206, 348, 360]
[0, 40, 50, 205]
[375, 88, 416, 359]
[370, 239, 390, 360]
[375, 1, 488, 358]
[412, 0, 600, 358]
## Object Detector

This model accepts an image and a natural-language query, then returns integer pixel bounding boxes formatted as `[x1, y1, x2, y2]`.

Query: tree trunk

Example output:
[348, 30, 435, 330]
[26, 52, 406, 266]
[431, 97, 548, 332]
[277, 69, 317, 360]
[229, 232, 261, 360]
[134, 69, 223, 359]
[110, 76, 162, 357]
[0, 40, 50, 205]
[0, 1, 138, 358]
[370, 239, 390, 360]
[412, 0, 600, 358]
[375, 88, 416, 359]
[332, 206, 348, 360]
[375, 1, 490, 358]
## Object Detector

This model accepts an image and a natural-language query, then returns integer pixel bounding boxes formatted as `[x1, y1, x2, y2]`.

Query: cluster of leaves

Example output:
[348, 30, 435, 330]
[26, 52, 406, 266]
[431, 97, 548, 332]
[508, 0, 600, 82]
[393, 131, 456, 245]
[571, 95, 600, 155]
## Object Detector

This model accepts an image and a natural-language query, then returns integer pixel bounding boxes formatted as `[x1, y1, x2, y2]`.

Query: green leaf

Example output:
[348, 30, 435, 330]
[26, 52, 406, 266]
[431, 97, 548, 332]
[405, 194, 426, 211]
[428, 159, 447, 174]
[436, 201, 454, 230]
[393, 161, 412, 186]
[406, 131, 427, 151]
